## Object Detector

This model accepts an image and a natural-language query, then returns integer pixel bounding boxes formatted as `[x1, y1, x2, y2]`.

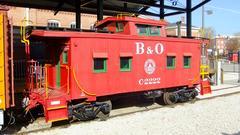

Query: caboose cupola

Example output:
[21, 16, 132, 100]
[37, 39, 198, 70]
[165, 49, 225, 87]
[95, 16, 167, 37]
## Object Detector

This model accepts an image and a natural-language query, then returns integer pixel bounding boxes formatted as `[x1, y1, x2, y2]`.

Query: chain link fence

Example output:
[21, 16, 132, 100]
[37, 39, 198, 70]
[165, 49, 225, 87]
[221, 61, 240, 84]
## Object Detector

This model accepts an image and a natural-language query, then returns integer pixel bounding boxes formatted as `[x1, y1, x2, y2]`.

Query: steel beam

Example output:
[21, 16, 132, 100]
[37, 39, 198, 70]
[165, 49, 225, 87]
[81, 0, 95, 7]
[140, 11, 159, 17]
[124, 2, 127, 11]
[191, 0, 211, 12]
[160, 0, 164, 19]
[116, 0, 186, 12]
[186, 0, 192, 37]
[86, 4, 158, 17]
[97, 0, 103, 21]
[75, 0, 81, 29]
[164, 11, 185, 17]
[138, 6, 148, 14]
[138, 0, 155, 14]
[54, 1, 64, 15]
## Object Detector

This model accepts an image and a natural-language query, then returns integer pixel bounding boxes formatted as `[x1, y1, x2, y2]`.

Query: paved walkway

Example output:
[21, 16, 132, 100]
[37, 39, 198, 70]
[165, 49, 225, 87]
[15, 72, 240, 133]
[197, 72, 240, 99]
[30, 92, 240, 135]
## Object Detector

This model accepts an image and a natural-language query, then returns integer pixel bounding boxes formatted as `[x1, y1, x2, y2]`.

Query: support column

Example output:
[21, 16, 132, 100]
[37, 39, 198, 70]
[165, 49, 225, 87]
[97, 0, 103, 21]
[124, 2, 127, 12]
[75, 0, 81, 30]
[160, 0, 164, 19]
[186, 0, 192, 37]
[217, 61, 222, 85]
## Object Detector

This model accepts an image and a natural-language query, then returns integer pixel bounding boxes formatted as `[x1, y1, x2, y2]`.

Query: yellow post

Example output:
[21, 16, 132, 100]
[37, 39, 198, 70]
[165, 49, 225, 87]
[0, 13, 6, 110]
[200, 65, 209, 80]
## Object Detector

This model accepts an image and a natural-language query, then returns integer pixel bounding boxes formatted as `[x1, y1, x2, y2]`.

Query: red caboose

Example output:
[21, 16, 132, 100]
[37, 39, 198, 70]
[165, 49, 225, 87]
[26, 16, 201, 122]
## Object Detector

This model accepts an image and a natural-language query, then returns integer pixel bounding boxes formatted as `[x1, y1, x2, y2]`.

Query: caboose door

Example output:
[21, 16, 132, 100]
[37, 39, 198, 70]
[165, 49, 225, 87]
[57, 47, 69, 92]
[56, 60, 61, 88]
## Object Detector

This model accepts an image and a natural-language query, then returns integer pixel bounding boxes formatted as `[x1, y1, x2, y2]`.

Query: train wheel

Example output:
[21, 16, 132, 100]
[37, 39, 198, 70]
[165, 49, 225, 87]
[163, 92, 178, 105]
[96, 100, 112, 121]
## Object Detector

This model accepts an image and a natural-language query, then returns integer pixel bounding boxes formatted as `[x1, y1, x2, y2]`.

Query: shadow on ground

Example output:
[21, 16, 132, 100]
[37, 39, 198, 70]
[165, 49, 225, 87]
[222, 131, 240, 135]
[2, 94, 165, 134]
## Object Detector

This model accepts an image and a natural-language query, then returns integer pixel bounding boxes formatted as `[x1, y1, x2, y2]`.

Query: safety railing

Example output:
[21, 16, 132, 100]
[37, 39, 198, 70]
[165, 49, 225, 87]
[27, 60, 45, 90]
[20, 18, 32, 45]
[14, 59, 46, 80]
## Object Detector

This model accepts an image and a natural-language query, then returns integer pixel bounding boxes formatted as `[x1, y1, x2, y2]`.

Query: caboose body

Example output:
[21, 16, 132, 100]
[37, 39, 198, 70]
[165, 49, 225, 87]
[25, 16, 201, 122]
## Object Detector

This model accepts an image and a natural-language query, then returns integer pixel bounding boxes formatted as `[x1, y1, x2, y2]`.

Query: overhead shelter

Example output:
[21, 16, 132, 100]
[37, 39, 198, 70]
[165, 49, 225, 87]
[0, 0, 211, 37]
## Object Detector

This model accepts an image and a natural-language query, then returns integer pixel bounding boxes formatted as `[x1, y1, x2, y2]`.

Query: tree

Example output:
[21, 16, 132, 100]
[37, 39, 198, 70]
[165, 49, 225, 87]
[234, 32, 240, 36]
[226, 38, 240, 53]
[199, 27, 216, 50]
[199, 27, 216, 39]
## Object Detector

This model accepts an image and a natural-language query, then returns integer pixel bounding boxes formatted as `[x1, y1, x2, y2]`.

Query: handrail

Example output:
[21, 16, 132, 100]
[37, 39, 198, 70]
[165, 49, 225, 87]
[20, 18, 32, 45]
[45, 65, 49, 98]
[72, 67, 96, 96]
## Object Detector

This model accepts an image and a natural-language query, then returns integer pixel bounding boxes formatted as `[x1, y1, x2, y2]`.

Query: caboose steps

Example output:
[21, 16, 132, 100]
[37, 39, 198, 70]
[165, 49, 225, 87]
[26, 88, 69, 123]
[45, 97, 68, 123]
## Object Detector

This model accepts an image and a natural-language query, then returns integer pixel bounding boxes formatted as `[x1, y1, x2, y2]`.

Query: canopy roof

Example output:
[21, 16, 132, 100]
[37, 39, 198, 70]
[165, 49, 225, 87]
[0, 0, 211, 37]
[0, 0, 210, 17]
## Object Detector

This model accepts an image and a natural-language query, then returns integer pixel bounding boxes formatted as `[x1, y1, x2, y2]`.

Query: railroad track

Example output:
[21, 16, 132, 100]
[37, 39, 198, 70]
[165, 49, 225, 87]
[5, 87, 240, 135]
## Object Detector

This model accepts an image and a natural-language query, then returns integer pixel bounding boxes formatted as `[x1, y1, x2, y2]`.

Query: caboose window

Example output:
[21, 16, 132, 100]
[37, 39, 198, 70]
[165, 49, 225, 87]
[120, 57, 132, 71]
[167, 56, 176, 69]
[93, 58, 107, 73]
[116, 22, 124, 32]
[183, 56, 191, 68]
[149, 26, 160, 36]
[136, 24, 148, 36]
[136, 25, 161, 36]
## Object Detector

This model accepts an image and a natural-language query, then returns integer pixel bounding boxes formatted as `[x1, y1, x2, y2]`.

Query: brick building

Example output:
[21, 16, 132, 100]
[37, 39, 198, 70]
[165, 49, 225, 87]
[7, 7, 97, 29]
[166, 22, 201, 37]
[166, 17, 200, 37]
[215, 35, 228, 54]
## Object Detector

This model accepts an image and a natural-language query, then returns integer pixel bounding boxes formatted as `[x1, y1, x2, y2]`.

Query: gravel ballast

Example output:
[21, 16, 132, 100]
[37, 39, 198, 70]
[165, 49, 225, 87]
[30, 93, 240, 135]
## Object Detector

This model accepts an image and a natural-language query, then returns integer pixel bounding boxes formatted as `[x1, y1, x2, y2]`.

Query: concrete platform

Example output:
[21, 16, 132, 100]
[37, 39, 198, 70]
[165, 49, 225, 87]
[197, 83, 240, 99]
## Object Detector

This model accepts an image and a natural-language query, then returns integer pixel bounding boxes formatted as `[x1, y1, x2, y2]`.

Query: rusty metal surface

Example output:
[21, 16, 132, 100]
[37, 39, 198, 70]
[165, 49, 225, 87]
[10, 18, 15, 107]
[0, 11, 6, 110]
[3, 10, 10, 108]
[0, 7, 14, 109]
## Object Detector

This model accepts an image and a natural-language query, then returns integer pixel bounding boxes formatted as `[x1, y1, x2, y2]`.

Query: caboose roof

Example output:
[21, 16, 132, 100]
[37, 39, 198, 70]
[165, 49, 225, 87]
[30, 16, 168, 38]
[95, 16, 167, 28]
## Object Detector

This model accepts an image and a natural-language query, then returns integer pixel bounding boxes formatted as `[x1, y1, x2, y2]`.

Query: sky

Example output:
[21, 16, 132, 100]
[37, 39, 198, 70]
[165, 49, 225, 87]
[148, 0, 240, 36]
